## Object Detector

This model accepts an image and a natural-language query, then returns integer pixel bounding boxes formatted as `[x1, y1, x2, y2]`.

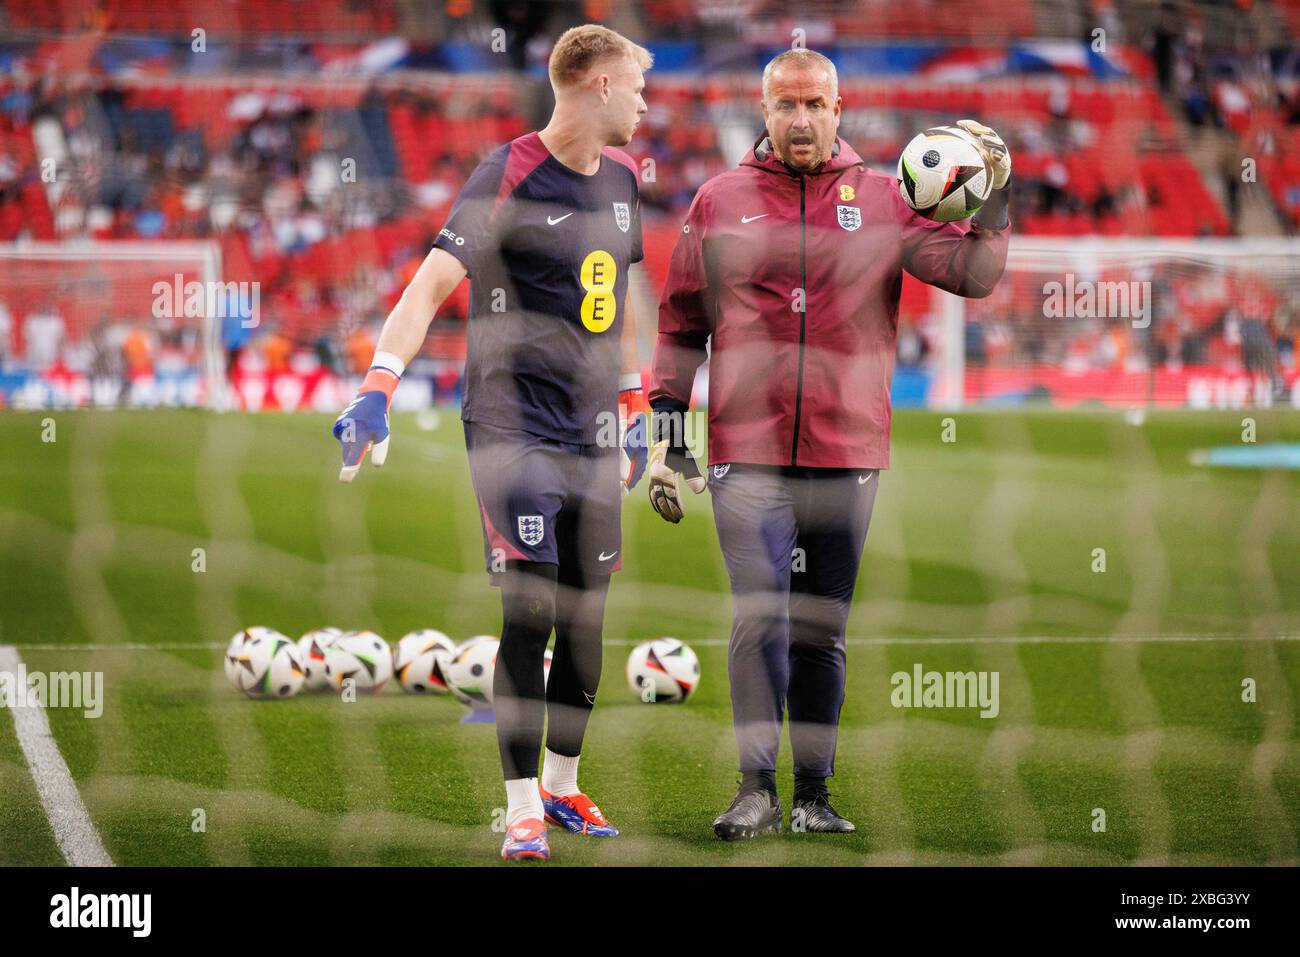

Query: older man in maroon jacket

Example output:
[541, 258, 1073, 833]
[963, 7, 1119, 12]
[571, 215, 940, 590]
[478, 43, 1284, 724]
[646, 49, 1011, 840]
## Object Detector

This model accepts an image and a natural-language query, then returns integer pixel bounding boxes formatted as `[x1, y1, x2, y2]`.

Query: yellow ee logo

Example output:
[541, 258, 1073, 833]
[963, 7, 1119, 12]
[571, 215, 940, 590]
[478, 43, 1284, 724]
[839, 184, 855, 202]
[580, 249, 618, 333]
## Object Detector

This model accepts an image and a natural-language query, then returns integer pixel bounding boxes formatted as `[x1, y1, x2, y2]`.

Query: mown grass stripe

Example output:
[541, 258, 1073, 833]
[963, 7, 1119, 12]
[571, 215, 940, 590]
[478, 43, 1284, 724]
[1139, 642, 1262, 744]
[121, 677, 227, 791]
[896, 737, 1007, 856]
[1155, 756, 1267, 863]
[1018, 757, 1140, 862]
[969, 411, 1045, 860]
[1101, 417, 1175, 865]
[60, 412, 139, 863]
[1019, 643, 1123, 734]
[0, 412, 77, 531]
[103, 412, 209, 539]
[248, 697, 348, 815]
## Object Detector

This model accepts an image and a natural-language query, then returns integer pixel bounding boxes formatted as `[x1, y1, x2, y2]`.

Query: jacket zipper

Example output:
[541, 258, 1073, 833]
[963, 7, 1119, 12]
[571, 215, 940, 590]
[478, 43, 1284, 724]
[790, 174, 808, 466]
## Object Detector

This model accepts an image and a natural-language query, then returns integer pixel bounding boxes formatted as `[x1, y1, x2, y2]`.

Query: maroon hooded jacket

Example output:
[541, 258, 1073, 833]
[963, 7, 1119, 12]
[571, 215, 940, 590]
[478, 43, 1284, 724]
[649, 135, 1010, 469]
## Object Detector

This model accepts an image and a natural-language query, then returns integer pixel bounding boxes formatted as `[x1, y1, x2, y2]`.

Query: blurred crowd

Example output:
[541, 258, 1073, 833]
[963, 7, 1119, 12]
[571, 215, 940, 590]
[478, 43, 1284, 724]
[1147, 0, 1300, 226]
[2, 0, 1299, 405]
[960, 261, 1298, 399]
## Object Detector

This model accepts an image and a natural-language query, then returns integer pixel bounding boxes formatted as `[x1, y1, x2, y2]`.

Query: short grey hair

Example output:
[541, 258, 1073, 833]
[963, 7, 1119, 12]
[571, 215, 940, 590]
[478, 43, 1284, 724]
[761, 49, 839, 103]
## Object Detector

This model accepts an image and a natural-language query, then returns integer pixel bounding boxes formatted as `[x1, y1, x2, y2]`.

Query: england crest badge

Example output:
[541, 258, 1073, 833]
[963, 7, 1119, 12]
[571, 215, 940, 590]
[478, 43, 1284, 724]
[517, 514, 544, 547]
[613, 202, 630, 233]
[837, 205, 861, 232]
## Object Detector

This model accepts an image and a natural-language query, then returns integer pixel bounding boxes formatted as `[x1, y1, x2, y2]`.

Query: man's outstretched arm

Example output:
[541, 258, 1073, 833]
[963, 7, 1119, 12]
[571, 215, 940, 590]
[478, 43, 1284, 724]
[331, 247, 467, 482]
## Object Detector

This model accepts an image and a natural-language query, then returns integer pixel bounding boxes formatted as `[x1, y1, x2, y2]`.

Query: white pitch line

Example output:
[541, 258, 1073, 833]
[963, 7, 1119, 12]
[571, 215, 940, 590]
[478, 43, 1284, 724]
[7, 633, 1299, 652]
[607, 633, 1300, 648]
[890, 632, 1299, 645]
[0, 645, 114, 867]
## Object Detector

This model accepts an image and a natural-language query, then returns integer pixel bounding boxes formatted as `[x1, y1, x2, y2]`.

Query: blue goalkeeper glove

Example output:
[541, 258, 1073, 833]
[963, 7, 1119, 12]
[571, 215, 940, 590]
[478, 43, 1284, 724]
[332, 362, 399, 482]
[619, 380, 649, 496]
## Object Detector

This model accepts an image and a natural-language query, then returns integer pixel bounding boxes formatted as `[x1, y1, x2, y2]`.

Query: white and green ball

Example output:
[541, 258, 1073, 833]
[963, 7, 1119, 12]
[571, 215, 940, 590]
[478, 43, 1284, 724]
[446, 636, 499, 707]
[297, 627, 342, 691]
[324, 630, 393, 694]
[224, 625, 278, 689]
[226, 626, 305, 699]
[223, 628, 254, 686]
[394, 629, 457, 694]
[626, 637, 700, 704]
[897, 126, 992, 223]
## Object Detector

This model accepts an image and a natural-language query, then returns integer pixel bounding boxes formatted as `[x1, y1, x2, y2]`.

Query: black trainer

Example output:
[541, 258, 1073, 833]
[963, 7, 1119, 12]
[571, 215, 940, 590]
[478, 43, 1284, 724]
[791, 787, 855, 833]
[713, 787, 782, 841]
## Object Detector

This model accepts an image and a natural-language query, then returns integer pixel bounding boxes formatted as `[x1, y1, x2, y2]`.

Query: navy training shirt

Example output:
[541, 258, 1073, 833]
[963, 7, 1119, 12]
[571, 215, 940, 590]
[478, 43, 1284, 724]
[433, 132, 644, 445]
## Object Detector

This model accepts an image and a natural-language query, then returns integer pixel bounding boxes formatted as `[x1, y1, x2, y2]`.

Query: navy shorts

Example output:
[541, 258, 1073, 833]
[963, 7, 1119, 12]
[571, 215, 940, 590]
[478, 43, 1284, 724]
[463, 419, 622, 580]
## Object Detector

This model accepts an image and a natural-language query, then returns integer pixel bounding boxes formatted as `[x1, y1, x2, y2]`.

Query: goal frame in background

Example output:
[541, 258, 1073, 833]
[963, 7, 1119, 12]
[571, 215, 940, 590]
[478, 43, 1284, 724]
[0, 239, 227, 411]
[930, 237, 1300, 411]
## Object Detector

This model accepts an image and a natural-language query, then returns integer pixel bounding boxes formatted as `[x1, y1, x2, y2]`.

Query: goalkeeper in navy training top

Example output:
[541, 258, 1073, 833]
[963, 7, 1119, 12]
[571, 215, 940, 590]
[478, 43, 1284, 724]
[331, 25, 652, 863]
[648, 48, 1012, 839]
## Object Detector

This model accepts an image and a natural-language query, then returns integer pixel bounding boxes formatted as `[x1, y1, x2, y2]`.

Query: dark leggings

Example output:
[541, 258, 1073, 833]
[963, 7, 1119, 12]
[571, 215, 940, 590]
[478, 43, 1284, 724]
[494, 560, 609, 780]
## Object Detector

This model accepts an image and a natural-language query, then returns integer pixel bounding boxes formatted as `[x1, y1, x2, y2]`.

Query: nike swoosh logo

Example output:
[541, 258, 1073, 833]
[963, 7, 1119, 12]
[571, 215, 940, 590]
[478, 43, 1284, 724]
[547, 213, 574, 225]
[598, 550, 618, 561]
[741, 214, 768, 224]
[583, 690, 596, 705]
[859, 472, 875, 485]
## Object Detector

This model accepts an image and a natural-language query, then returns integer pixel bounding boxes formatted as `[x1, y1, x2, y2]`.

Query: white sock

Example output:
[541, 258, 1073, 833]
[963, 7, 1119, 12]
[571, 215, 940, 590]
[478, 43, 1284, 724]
[542, 749, 580, 797]
[504, 777, 544, 829]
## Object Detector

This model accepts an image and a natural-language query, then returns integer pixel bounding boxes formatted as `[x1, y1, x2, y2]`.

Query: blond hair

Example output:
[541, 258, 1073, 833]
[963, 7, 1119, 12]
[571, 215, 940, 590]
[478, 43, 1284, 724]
[548, 24, 652, 90]
[762, 48, 839, 102]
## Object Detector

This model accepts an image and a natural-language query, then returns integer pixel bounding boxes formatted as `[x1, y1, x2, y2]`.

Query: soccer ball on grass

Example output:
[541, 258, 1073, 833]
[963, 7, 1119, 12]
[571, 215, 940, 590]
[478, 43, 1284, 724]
[297, 627, 342, 691]
[446, 636, 499, 707]
[225, 626, 305, 699]
[324, 630, 394, 694]
[626, 638, 700, 703]
[394, 629, 457, 694]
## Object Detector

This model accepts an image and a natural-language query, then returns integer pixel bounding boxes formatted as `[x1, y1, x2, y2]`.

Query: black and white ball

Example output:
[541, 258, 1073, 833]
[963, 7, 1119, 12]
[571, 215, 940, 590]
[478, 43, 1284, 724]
[446, 636, 499, 707]
[226, 626, 305, 699]
[394, 629, 457, 694]
[626, 638, 700, 704]
[897, 126, 992, 222]
[324, 629, 393, 694]
[297, 627, 342, 691]
[223, 627, 256, 686]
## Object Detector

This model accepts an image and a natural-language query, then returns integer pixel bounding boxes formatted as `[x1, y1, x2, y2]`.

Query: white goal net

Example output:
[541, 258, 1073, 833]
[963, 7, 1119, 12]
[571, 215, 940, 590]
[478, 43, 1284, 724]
[913, 237, 1300, 410]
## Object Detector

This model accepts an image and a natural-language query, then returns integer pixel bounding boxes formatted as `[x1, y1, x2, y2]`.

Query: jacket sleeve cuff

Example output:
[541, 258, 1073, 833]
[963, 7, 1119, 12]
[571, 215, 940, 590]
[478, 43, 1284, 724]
[972, 183, 1010, 231]
[650, 396, 689, 415]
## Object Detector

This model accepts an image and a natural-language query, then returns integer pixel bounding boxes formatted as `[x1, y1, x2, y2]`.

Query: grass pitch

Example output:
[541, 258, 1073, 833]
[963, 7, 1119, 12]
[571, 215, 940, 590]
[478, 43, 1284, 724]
[1, 407, 1299, 865]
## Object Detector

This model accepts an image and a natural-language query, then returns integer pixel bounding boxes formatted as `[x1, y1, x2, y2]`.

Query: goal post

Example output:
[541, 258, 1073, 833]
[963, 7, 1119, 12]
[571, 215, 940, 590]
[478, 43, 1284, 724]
[0, 239, 228, 410]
